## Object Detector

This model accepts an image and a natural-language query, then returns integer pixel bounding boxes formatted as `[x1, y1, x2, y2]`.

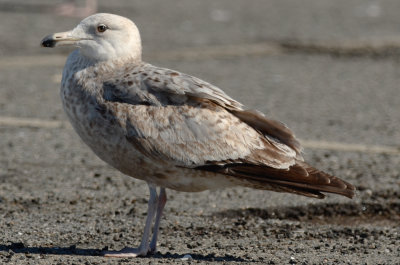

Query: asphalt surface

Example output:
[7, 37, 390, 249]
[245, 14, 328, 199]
[0, 1, 399, 264]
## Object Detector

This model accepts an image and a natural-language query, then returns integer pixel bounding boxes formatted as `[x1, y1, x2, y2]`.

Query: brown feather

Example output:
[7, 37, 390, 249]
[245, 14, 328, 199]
[196, 161, 355, 199]
[230, 109, 302, 157]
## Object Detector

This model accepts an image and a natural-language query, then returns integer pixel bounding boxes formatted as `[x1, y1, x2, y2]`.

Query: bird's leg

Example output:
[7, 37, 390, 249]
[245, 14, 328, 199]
[149, 187, 167, 254]
[103, 184, 158, 258]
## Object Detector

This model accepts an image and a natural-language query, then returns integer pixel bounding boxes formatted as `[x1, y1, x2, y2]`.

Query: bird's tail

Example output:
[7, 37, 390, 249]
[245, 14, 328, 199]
[198, 161, 355, 199]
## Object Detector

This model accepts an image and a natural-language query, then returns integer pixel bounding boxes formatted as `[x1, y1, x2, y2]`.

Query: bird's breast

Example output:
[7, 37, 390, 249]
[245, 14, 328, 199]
[60, 75, 148, 174]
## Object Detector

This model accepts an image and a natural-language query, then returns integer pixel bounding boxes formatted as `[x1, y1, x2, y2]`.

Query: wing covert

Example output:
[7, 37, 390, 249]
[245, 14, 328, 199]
[99, 63, 301, 169]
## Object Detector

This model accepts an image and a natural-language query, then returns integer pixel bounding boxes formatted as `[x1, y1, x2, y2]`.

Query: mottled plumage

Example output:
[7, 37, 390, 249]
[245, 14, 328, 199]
[41, 13, 355, 258]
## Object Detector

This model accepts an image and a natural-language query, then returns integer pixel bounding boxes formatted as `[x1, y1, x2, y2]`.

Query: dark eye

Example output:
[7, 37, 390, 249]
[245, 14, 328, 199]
[97, 24, 108, 33]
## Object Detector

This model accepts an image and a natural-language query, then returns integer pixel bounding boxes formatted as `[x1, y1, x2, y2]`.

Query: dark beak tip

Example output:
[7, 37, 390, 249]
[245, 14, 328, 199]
[41, 34, 57, 48]
[41, 38, 55, 48]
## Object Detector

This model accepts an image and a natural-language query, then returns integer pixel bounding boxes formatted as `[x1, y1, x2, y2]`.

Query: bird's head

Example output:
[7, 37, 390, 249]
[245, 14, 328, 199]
[41, 13, 142, 62]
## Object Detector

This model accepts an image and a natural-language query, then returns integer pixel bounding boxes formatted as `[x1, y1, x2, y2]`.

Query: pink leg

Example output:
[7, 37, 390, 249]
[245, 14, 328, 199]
[149, 188, 167, 253]
[103, 184, 159, 258]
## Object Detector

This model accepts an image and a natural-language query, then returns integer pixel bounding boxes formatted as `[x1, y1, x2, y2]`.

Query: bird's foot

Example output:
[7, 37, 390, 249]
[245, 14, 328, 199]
[103, 247, 148, 258]
[148, 245, 157, 255]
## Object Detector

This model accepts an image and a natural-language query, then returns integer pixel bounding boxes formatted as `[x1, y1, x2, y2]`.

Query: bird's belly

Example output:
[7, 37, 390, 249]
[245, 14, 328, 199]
[146, 167, 239, 192]
[62, 98, 238, 192]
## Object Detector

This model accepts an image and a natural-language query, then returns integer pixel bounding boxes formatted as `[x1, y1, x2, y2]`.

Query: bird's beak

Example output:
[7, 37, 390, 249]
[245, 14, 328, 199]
[41, 30, 84, 48]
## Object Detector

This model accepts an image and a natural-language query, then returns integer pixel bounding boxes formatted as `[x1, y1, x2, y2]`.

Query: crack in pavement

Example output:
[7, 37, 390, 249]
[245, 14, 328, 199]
[280, 38, 400, 57]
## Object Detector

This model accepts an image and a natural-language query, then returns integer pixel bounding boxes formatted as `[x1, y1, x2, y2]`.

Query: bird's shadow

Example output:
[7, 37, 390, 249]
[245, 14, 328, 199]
[0, 243, 102, 256]
[0, 242, 246, 262]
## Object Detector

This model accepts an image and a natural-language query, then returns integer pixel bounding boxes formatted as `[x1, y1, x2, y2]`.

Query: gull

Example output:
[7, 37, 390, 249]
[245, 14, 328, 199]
[41, 13, 355, 258]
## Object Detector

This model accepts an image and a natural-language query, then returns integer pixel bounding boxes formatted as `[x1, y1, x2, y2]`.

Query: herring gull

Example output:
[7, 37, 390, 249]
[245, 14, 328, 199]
[41, 13, 355, 258]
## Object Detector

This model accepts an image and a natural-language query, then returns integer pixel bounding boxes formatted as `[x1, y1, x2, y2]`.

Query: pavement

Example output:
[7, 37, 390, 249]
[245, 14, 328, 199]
[0, 0, 399, 264]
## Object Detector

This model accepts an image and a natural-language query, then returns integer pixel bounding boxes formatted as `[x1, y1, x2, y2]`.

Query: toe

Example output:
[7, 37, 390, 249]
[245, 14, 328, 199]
[103, 247, 148, 258]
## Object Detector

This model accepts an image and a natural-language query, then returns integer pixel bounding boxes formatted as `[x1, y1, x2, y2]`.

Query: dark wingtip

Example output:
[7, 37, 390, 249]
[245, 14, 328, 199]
[344, 184, 356, 199]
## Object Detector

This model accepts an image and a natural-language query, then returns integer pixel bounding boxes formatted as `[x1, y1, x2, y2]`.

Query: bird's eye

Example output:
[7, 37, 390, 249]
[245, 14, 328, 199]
[97, 24, 108, 33]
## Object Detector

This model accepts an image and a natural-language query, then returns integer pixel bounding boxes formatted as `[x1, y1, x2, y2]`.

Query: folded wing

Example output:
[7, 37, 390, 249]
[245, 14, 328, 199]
[98, 63, 355, 198]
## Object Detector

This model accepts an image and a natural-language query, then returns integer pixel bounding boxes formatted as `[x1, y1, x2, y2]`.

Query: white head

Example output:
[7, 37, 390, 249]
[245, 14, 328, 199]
[41, 13, 142, 62]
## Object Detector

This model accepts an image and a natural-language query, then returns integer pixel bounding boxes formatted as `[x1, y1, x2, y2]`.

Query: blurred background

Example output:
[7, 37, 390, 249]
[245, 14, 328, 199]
[0, 1, 399, 264]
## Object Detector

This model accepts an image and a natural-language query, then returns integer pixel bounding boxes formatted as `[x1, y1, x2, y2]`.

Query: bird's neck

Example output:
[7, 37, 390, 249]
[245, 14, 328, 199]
[61, 49, 143, 95]
[64, 49, 142, 77]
